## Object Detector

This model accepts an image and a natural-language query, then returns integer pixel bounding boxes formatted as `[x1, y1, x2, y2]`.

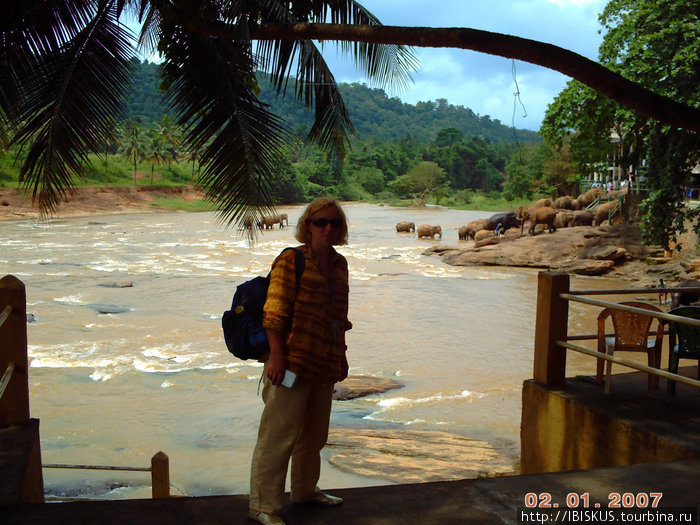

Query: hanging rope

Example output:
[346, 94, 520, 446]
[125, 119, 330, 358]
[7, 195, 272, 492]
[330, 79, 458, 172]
[510, 59, 528, 162]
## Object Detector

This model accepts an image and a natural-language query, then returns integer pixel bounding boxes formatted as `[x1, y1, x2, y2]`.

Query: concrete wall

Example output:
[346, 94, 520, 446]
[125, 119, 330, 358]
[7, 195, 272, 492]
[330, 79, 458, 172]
[520, 379, 700, 475]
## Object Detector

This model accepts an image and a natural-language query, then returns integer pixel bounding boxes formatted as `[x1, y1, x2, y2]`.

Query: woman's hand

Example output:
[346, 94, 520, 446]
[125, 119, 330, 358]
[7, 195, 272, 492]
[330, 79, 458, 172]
[266, 330, 287, 386]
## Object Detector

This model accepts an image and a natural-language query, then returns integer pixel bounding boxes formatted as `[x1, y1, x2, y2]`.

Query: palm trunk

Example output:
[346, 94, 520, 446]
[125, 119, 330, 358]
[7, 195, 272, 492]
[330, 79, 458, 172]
[235, 23, 700, 132]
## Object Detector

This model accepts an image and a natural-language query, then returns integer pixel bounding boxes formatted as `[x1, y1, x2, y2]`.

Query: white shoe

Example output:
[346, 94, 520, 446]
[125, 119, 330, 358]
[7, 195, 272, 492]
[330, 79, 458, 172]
[248, 509, 285, 525]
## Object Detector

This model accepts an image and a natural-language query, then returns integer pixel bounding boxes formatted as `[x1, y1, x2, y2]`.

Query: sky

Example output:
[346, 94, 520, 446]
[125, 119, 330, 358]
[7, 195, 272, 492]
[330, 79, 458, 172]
[130, 0, 608, 132]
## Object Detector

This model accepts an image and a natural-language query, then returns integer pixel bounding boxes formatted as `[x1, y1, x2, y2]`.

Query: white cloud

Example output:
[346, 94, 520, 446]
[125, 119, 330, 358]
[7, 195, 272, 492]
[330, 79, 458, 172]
[327, 0, 608, 131]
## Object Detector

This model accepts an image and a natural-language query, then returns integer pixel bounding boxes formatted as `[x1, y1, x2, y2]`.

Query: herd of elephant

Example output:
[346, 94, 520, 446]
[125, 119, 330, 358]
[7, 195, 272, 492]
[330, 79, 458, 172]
[395, 187, 626, 241]
[243, 213, 289, 230]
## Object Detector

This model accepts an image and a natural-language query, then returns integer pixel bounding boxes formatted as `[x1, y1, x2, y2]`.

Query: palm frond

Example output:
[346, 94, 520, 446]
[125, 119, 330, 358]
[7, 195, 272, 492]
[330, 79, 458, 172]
[158, 12, 289, 230]
[249, 0, 417, 157]
[0, 0, 93, 124]
[323, 0, 419, 93]
[8, 1, 135, 216]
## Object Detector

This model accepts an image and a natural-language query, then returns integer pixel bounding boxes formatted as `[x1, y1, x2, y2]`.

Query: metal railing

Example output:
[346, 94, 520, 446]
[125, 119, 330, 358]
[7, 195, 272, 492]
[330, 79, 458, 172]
[533, 272, 700, 391]
[43, 451, 170, 500]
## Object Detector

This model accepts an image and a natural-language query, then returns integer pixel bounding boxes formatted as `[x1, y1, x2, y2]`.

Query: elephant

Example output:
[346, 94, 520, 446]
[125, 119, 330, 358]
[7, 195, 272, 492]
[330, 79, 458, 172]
[576, 187, 604, 209]
[259, 215, 277, 229]
[553, 196, 575, 210]
[521, 206, 557, 235]
[593, 201, 620, 226]
[533, 198, 553, 208]
[396, 221, 415, 233]
[465, 219, 489, 239]
[276, 213, 289, 228]
[553, 211, 574, 229]
[416, 224, 442, 239]
[484, 211, 519, 231]
[260, 213, 288, 229]
[474, 229, 495, 242]
[458, 225, 469, 240]
[571, 209, 594, 226]
[670, 280, 700, 309]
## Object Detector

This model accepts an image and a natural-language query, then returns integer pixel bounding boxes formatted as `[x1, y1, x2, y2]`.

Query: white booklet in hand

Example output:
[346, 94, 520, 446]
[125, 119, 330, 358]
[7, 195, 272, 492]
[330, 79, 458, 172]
[281, 369, 297, 388]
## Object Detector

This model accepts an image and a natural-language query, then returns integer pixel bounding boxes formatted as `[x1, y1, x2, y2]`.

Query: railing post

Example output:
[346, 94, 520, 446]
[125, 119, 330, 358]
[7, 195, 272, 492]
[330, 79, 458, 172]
[533, 271, 570, 386]
[151, 451, 170, 498]
[0, 275, 30, 425]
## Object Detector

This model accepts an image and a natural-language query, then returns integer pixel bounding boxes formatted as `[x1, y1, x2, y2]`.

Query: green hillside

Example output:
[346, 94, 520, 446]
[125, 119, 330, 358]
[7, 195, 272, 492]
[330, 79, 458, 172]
[124, 61, 540, 145]
[2, 61, 547, 208]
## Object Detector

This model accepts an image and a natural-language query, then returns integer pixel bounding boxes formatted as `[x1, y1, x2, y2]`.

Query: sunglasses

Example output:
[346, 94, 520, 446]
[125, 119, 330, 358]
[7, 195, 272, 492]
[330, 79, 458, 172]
[310, 217, 343, 228]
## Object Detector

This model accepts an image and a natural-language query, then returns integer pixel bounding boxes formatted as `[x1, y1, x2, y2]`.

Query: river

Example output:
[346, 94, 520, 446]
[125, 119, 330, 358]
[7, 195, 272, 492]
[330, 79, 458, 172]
[1, 202, 627, 499]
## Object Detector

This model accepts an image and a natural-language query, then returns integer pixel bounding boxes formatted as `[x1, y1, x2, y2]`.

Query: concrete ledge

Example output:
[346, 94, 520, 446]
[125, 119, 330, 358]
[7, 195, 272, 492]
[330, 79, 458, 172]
[3, 459, 700, 524]
[521, 367, 700, 474]
[0, 419, 44, 505]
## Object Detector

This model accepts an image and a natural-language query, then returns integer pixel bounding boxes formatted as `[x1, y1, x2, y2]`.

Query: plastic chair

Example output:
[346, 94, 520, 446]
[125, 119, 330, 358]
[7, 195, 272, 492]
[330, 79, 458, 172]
[667, 306, 700, 396]
[596, 301, 663, 394]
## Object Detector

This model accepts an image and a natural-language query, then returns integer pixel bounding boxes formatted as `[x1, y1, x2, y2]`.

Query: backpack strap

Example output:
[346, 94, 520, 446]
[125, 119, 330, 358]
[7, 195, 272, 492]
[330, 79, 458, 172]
[276, 247, 305, 324]
[278, 247, 305, 287]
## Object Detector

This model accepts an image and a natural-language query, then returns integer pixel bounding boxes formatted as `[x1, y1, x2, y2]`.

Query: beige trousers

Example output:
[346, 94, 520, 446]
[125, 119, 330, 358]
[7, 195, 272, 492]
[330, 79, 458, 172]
[249, 369, 334, 514]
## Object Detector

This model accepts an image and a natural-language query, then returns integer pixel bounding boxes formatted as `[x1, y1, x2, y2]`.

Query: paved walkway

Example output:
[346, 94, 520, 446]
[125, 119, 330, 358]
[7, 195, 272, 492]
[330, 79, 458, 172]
[4, 458, 700, 524]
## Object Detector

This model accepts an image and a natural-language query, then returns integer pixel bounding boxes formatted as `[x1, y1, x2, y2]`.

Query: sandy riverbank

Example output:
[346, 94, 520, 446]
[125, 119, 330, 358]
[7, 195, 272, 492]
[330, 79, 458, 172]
[0, 186, 206, 221]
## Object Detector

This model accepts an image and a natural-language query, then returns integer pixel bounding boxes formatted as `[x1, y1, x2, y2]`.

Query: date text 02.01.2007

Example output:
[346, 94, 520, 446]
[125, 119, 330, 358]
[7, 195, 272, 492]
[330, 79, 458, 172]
[524, 492, 663, 509]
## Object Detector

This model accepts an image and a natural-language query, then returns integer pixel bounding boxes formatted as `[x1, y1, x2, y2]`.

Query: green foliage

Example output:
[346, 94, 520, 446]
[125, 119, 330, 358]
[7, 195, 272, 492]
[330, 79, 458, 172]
[149, 197, 212, 212]
[1, 58, 535, 209]
[389, 161, 446, 206]
[256, 75, 541, 146]
[352, 166, 386, 194]
[124, 64, 540, 147]
[540, 81, 616, 179]
[3, 1, 417, 225]
[542, 0, 700, 246]
[640, 124, 700, 249]
[124, 60, 170, 124]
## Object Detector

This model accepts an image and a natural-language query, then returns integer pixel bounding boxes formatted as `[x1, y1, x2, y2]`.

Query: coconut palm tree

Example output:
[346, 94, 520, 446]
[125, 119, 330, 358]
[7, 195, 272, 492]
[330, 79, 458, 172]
[121, 121, 146, 185]
[144, 132, 169, 185]
[0, 0, 416, 225]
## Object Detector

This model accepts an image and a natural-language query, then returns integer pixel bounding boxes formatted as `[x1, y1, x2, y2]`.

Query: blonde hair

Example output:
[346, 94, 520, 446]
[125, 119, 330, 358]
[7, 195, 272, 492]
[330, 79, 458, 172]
[295, 198, 348, 245]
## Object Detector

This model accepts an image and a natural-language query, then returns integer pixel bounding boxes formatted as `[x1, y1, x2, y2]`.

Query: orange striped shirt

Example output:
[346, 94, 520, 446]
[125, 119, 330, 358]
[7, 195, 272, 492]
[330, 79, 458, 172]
[263, 245, 351, 383]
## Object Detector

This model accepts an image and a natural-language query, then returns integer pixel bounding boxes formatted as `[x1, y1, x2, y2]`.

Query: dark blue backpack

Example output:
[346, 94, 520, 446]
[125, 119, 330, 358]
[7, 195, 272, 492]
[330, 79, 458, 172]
[222, 248, 305, 360]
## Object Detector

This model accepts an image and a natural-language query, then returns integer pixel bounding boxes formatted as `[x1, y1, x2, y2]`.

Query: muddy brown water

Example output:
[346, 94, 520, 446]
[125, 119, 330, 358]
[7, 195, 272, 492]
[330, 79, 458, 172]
[1, 203, 655, 498]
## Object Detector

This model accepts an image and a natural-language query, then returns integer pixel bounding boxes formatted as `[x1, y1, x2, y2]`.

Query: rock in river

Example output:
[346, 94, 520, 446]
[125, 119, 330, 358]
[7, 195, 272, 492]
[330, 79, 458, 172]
[333, 375, 403, 400]
[98, 280, 133, 288]
[89, 304, 131, 314]
[326, 429, 516, 482]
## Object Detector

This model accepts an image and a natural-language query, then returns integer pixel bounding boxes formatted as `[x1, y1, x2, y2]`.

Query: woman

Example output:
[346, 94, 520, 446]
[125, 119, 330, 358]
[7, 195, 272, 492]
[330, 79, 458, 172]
[249, 198, 351, 525]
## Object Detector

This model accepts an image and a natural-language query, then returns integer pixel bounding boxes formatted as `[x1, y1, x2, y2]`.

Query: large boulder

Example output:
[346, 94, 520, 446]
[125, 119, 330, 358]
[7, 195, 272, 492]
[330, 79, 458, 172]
[333, 375, 403, 400]
[424, 224, 632, 276]
[326, 429, 516, 483]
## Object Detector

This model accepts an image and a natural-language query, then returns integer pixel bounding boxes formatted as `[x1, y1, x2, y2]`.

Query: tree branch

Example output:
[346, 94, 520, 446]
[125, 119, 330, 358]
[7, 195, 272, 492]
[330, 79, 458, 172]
[245, 23, 699, 132]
